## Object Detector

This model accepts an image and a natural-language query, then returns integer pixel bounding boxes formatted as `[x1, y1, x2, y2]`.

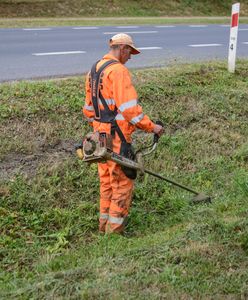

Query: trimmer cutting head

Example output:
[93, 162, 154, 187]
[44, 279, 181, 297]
[191, 193, 212, 204]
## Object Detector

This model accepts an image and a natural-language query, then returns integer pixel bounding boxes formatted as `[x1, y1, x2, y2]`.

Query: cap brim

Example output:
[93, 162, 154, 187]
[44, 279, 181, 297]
[130, 46, 140, 55]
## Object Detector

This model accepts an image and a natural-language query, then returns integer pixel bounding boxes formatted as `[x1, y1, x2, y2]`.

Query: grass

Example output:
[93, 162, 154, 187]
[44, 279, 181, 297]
[2, 16, 248, 28]
[1, 0, 248, 18]
[0, 0, 248, 28]
[0, 60, 248, 298]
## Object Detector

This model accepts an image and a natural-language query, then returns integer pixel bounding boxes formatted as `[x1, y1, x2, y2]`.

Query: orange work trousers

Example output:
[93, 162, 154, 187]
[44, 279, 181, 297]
[98, 154, 134, 234]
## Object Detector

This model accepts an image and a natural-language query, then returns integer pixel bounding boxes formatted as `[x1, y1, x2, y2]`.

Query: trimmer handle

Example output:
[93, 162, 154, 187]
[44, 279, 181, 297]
[153, 120, 164, 144]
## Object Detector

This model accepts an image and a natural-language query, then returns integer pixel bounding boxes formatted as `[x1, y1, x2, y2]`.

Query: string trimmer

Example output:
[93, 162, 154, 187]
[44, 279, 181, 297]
[75, 125, 211, 204]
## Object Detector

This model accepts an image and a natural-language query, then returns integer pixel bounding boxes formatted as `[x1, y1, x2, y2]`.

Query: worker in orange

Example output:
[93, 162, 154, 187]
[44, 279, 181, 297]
[83, 33, 164, 234]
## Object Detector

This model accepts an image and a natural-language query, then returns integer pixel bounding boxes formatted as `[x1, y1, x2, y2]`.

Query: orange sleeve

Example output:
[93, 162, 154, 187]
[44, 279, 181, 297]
[111, 66, 155, 132]
[82, 72, 94, 125]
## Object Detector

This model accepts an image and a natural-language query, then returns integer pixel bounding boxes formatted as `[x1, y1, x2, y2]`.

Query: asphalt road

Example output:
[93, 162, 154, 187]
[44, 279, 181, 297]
[0, 24, 248, 82]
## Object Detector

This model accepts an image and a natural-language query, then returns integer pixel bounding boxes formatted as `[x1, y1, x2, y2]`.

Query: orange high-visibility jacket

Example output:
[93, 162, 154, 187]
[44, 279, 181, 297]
[83, 54, 155, 143]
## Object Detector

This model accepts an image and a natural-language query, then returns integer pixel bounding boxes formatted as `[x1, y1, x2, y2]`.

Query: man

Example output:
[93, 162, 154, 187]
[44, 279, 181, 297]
[83, 33, 163, 234]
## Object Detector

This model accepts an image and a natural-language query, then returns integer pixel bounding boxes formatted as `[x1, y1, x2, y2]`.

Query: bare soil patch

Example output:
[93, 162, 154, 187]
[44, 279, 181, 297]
[0, 139, 75, 181]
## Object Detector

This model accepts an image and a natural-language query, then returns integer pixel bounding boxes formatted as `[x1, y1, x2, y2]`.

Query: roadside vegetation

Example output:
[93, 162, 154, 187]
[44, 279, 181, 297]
[0, 0, 248, 27]
[1, 0, 248, 18]
[3, 16, 248, 28]
[0, 60, 248, 298]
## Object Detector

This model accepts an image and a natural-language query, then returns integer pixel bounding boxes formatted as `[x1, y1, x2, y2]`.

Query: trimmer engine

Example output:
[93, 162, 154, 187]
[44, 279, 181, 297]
[75, 132, 112, 163]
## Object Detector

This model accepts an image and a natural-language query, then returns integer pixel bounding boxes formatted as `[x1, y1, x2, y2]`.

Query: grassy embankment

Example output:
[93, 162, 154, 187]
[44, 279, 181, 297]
[0, 61, 248, 298]
[1, 0, 248, 27]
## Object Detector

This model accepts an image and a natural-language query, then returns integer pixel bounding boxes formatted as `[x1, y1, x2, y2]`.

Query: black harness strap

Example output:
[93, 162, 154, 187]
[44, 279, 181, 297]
[91, 60, 118, 121]
[90, 59, 127, 143]
[90, 59, 137, 179]
[90, 60, 101, 119]
[110, 119, 127, 143]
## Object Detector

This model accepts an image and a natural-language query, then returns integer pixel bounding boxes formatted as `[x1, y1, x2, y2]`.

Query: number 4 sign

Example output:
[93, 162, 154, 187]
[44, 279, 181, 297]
[228, 3, 240, 73]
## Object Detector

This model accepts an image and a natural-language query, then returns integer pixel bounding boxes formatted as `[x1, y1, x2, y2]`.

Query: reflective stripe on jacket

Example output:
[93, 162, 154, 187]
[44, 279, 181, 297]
[83, 53, 155, 143]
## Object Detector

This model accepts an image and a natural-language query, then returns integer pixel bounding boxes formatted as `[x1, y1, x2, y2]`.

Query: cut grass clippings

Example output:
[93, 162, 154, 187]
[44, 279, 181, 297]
[0, 60, 248, 299]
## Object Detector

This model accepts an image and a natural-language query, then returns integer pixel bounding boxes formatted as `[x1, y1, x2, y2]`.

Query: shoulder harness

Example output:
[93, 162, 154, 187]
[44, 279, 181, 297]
[90, 59, 127, 143]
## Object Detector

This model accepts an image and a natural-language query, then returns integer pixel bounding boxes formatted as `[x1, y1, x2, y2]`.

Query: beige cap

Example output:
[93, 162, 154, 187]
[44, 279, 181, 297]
[109, 33, 140, 55]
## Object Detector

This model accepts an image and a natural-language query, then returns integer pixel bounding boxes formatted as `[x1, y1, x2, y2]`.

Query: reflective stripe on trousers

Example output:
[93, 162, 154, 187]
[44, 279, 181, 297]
[100, 213, 109, 220]
[108, 215, 126, 225]
[98, 137, 134, 233]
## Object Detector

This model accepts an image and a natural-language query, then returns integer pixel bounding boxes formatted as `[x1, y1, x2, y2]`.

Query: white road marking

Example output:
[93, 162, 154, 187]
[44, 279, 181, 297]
[73, 27, 99, 30]
[23, 28, 51, 31]
[243, 42, 248, 44]
[138, 47, 162, 50]
[189, 44, 222, 47]
[220, 25, 230, 27]
[189, 25, 208, 28]
[239, 28, 248, 31]
[155, 25, 175, 28]
[116, 26, 139, 28]
[103, 31, 158, 35]
[32, 51, 86, 56]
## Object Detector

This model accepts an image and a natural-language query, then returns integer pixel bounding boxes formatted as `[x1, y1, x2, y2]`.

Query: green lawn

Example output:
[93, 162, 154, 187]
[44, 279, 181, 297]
[0, 60, 248, 298]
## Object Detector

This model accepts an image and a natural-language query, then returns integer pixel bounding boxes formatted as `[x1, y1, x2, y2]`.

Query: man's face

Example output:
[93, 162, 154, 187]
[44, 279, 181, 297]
[119, 45, 132, 64]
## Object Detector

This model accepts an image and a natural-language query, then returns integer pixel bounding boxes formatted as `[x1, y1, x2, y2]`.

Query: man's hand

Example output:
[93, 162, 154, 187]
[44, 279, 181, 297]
[153, 124, 164, 137]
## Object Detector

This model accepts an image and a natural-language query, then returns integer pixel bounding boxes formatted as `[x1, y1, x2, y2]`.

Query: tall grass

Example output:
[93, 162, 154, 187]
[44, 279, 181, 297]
[0, 60, 248, 298]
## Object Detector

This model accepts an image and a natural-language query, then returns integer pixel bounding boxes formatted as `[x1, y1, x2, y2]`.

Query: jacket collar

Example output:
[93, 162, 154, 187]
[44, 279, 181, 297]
[102, 53, 120, 62]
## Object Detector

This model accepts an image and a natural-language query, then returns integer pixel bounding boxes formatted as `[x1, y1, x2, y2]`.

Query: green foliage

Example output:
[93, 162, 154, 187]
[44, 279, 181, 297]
[1, 0, 248, 18]
[1, 0, 248, 27]
[1, 60, 248, 298]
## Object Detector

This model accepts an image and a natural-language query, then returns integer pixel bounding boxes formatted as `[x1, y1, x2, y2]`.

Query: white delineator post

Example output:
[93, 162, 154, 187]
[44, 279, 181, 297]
[228, 3, 240, 73]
